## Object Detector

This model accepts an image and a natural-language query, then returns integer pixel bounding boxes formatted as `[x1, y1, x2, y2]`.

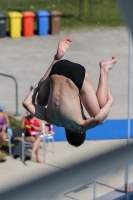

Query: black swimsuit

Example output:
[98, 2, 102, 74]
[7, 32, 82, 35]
[49, 60, 85, 90]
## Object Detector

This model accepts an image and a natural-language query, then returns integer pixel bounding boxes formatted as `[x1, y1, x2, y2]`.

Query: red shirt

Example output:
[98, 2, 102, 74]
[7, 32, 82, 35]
[25, 117, 39, 135]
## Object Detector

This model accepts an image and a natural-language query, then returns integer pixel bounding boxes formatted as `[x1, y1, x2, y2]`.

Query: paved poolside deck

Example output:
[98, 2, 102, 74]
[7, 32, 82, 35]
[0, 27, 133, 119]
[1, 139, 133, 200]
[0, 27, 133, 199]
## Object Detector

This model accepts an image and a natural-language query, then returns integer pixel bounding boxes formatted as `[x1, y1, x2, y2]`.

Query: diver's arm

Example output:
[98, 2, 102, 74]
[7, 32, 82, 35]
[22, 84, 47, 120]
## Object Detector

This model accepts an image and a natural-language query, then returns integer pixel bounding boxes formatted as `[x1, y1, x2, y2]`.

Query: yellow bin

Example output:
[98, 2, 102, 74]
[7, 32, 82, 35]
[8, 12, 22, 38]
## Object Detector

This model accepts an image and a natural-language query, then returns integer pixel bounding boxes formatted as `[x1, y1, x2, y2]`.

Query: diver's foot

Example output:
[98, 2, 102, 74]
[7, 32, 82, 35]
[55, 38, 72, 60]
[99, 56, 118, 72]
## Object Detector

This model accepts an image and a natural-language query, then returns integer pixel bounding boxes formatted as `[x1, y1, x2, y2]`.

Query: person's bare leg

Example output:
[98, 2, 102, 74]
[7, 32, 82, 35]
[35, 142, 44, 164]
[25, 136, 35, 158]
[80, 56, 118, 117]
[0, 132, 6, 157]
[39, 38, 72, 84]
[37, 38, 72, 105]
[96, 56, 118, 108]
[30, 135, 43, 163]
[30, 135, 39, 158]
[0, 132, 6, 147]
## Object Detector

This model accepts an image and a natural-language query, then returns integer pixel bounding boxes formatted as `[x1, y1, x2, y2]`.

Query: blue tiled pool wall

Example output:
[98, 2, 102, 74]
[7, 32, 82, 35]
[53, 119, 133, 141]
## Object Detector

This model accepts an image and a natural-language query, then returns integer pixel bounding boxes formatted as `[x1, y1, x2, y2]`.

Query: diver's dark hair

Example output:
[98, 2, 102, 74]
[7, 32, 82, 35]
[65, 129, 86, 147]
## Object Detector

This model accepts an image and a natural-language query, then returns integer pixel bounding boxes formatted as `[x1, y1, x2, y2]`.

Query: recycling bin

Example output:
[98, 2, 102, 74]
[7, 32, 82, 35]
[50, 10, 62, 35]
[0, 13, 7, 38]
[8, 12, 22, 38]
[36, 10, 50, 36]
[22, 11, 35, 37]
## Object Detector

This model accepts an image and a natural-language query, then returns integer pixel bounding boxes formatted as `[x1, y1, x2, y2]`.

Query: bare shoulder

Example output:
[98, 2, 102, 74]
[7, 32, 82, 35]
[3, 112, 8, 117]
[37, 118, 42, 125]
[36, 118, 41, 122]
[21, 116, 26, 121]
[2, 112, 10, 122]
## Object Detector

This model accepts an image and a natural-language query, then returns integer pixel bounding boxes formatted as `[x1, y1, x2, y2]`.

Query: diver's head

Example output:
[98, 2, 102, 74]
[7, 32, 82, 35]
[65, 129, 86, 147]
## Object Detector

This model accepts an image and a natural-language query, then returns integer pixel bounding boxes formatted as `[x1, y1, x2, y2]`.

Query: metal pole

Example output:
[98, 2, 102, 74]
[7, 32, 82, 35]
[7, 0, 10, 7]
[83, 0, 87, 17]
[89, 0, 93, 19]
[125, 28, 132, 193]
[93, 178, 96, 200]
[0, 73, 19, 116]
[79, 0, 82, 17]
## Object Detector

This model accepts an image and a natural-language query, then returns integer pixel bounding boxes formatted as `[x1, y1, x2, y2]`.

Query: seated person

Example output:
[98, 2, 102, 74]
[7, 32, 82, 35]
[0, 104, 12, 159]
[21, 113, 43, 164]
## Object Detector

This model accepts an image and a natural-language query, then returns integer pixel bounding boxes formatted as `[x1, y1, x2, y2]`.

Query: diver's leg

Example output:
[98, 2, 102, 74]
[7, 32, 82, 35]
[37, 38, 72, 105]
[96, 56, 117, 108]
[80, 56, 117, 117]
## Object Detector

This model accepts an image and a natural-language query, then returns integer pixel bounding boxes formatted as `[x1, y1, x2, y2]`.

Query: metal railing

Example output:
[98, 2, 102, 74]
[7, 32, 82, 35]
[0, 73, 19, 116]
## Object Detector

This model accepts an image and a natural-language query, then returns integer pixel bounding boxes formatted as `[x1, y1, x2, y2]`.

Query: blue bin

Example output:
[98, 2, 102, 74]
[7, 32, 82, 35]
[36, 10, 50, 36]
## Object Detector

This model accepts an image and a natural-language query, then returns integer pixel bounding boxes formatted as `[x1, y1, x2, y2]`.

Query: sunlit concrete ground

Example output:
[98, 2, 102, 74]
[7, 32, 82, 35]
[0, 27, 133, 119]
[1, 139, 133, 200]
[0, 27, 133, 199]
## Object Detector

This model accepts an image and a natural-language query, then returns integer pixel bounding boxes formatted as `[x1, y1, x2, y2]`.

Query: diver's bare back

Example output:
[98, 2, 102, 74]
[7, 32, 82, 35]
[46, 74, 84, 130]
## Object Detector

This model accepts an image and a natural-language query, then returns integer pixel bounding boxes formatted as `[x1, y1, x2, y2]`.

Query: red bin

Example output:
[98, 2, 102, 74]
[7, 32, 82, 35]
[22, 11, 35, 37]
